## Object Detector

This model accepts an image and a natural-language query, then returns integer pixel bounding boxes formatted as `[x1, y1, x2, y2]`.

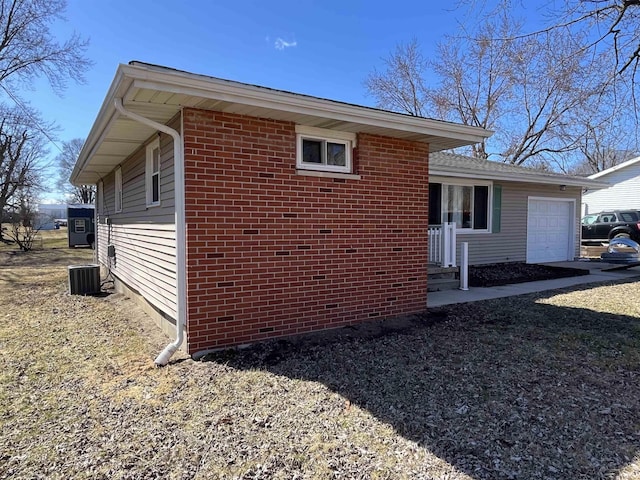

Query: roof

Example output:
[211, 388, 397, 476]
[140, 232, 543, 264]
[588, 155, 640, 180]
[430, 151, 608, 188]
[67, 204, 95, 209]
[71, 62, 492, 185]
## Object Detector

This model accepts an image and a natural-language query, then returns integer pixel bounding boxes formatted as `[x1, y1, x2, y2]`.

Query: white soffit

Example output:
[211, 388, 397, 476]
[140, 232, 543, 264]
[72, 62, 493, 184]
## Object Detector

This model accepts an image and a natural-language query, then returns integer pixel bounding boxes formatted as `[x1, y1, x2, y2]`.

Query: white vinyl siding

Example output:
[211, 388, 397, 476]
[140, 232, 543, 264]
[97, 128, 178, 320]
[583, 162, 640, 214]
[449, 181, 581, 265]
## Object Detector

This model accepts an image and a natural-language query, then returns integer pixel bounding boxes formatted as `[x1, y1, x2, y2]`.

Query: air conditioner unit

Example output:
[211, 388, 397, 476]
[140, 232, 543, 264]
[68, 264, 101, 295]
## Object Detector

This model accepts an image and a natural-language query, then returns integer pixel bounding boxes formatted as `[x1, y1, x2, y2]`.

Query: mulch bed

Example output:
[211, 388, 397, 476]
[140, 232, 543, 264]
[469, 262, 590, 287]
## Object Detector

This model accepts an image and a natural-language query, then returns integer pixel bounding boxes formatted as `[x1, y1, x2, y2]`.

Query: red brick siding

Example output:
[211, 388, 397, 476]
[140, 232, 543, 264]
[182, 108, 429, 353]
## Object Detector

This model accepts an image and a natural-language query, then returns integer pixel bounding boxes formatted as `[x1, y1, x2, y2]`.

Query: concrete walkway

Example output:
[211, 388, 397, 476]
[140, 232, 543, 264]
[428, 260, 640, 308]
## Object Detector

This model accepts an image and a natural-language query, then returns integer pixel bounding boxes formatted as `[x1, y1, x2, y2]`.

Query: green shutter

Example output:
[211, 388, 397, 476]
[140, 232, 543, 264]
[492, 185, 502, 233]
[473, 185, 489, 229]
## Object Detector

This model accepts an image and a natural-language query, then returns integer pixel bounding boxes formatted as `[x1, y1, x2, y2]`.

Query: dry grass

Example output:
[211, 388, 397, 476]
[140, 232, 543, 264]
[1, 230, 640, 479]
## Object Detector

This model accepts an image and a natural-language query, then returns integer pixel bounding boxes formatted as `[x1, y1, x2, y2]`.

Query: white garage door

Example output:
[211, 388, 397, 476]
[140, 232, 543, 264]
[527, 198, 574, 263]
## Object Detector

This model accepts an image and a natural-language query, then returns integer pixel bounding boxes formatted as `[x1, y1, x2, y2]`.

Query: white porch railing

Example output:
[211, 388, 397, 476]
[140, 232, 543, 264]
[428, 222, 457, 267]
[428, 225, 443, 265]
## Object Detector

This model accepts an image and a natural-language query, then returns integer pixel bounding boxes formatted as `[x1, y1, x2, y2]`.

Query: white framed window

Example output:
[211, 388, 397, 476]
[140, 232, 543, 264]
[97, 180, 104, 216]
[114, 167, 123, 213]
[146, 138, 161, 207]
[429, 179, 493, 232]
[296, 125, 355, 174]
[75, 219, 85, 233]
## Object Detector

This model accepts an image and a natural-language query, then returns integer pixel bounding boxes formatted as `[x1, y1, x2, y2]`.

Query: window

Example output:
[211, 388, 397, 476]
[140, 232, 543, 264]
[97, 181, 104, 216]
[114, 167, 122, 213]
[75, 219, 85, 233]
[296, 125, 355, 174]
[429, 181, 492, 231]
[146, 139, 161, 206]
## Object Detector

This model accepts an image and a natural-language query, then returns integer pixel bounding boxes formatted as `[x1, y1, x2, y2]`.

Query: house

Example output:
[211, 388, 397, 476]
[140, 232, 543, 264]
[582, 156, 640, 215]
[36, 203, 67, 230]
[37, 203, 67, 222]
[428, 152, 606, 265]
[71, 62, 603, 362]
[71, 62, 491, 362]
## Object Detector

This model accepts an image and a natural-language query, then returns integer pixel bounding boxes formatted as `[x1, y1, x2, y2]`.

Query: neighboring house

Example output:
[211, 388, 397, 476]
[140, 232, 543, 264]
[429, 152, 605, 265]
[70, 62, 601, 358]
[38, 203, 67, 221]
[582, 156, 640, 215]
[37, 203, 67, 230]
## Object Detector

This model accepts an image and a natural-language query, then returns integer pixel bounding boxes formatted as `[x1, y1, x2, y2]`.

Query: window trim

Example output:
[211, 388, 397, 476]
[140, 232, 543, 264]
[145, 138, 161, 207]
[430, 178, 493, 233]
[75, 219, 85, 234]
[114, 167, 123, 213]
[295, 125, 356, 174]
[97, 180, 104, 216]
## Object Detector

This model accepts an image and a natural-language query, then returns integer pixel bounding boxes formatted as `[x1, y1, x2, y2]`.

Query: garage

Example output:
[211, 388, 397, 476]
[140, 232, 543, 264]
[526, 198, 575, 263]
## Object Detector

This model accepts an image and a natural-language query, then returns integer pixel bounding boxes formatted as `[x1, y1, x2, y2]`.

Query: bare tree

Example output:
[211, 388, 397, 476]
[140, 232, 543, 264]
[534, 1, 640, 81]
[0, 104, 48, 238]
[457, 0, 640, 100]
[496, 29, 606, 166]
[365, 3, 635, 169]
[4, 184, 39, 250]
[55, 138, 93, 203]
[0, 0, 90, 246]
[566, 118, 639, 175]
[549, 80, 640, 174]
[0, 0, 91, 94]
[429, 11, 518, 159]
[364, 38, 430, 116]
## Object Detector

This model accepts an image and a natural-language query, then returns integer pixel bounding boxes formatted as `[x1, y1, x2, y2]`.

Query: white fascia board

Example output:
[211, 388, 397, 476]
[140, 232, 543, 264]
[588, 155, 640, 179]
[72, 62, 492, 185]
[123, 64, 492, 144]
[429, 167, 609, 188]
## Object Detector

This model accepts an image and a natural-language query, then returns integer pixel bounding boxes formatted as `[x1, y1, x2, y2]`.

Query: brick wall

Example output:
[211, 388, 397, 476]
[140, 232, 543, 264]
[182, 108, 429, 354]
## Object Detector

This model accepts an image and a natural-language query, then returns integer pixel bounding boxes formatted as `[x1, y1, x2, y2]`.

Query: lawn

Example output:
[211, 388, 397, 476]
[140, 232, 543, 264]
[1, 230, 640, 479]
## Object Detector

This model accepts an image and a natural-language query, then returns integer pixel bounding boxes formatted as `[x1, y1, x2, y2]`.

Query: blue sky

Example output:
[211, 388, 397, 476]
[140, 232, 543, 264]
[14, 0, 547, 200]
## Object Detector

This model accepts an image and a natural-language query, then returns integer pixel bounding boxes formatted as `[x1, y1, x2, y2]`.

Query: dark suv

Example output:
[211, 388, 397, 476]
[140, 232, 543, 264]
[581, 210, 640, 244]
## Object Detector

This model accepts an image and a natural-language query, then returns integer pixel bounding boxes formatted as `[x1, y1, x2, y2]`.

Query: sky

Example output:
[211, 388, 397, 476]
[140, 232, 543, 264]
[13, 0, 548, 201]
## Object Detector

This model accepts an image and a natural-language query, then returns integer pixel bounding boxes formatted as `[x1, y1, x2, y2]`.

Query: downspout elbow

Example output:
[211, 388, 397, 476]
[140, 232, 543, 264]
[113, 98, 186, 366]
[154, 343, 180, 366]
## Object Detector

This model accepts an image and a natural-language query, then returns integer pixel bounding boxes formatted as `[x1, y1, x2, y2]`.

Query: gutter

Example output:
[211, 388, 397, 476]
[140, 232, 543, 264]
[123, 62, 493, 145]
[430, 168, 610, 189]
[113, 98, 186, 366]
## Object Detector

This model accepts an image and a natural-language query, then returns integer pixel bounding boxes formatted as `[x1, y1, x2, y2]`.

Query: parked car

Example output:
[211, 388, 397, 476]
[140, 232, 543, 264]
[581, 210, 640, 244]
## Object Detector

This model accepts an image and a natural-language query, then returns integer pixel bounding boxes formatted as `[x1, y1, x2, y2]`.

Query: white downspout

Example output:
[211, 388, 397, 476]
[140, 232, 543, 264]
[113, 98, 186, 366]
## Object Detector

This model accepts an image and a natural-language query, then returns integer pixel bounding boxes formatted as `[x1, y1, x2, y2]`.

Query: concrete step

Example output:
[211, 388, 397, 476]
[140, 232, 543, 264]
[427, 277, 460, 292]
[429, 271, 458, 280]
[428, 265, 459, 275]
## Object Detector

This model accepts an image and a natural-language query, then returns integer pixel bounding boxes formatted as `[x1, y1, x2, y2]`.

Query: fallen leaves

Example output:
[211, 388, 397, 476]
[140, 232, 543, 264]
[1, 234, 640, 478]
